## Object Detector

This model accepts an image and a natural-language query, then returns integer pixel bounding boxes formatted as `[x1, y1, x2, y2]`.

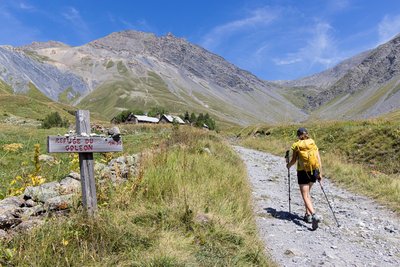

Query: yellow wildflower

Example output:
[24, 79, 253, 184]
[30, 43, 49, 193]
[2, 143, 23, 152]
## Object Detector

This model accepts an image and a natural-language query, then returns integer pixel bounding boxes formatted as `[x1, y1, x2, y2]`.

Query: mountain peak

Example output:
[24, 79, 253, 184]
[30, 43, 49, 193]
[19, 41, 70, 50]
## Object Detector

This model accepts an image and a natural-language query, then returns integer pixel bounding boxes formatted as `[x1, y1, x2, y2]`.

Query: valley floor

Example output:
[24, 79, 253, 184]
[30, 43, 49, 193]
[234, 146, 400, 267]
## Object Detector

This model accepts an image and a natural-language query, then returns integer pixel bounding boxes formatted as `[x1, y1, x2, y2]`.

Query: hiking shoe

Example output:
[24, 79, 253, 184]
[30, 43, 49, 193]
[312, 213, 322, 230]
[304, 214, 312, 224]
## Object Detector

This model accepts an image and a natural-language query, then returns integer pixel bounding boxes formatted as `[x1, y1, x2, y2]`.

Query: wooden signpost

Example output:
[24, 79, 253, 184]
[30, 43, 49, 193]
[47, 110, 123, 216]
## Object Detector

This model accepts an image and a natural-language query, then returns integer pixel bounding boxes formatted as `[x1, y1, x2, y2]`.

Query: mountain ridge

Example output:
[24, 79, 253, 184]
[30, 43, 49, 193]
[16, 30, 306, 125]
[1, 29, 400, 124]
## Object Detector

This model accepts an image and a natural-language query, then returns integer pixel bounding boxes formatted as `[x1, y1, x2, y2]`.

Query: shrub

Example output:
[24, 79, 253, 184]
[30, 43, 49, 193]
[41, 112, 69, 129]
[112, 109, 145, 123]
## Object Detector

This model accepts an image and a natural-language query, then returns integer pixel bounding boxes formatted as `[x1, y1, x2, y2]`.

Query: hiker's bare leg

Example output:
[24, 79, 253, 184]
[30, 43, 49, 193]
[300, 184, 315, 214]
[307, 182, 314, 214]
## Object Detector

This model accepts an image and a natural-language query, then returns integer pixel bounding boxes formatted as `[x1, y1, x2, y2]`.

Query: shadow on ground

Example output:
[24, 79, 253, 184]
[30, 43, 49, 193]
[264, 207, 314, 231]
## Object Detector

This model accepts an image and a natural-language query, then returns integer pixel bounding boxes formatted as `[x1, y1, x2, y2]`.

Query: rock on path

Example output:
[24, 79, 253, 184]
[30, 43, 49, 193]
[234, 146, 400, 267]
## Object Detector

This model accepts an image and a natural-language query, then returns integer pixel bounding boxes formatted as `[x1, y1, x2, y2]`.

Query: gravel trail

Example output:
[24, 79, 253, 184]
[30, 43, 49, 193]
[234, 146, 400, 267]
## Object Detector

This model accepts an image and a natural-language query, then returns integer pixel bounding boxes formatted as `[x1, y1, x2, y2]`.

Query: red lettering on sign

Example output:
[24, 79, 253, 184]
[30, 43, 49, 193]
[64, 144, 94, 152]
[85, 138, 94, 145]
[108, 140, 122, 145]
[84, 145, 93, 151]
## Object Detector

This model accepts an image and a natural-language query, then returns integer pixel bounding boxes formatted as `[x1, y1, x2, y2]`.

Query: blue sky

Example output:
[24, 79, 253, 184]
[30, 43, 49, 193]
[1, 0, 400, 80]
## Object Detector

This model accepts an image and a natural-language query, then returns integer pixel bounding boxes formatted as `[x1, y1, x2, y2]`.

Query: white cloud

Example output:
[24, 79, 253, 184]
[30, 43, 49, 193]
[274, 58, 302, 65]
[273, 22, 341, 68]
[108, 13, 155, 33]
[201, 7, 278, 49]
[62, 7, 91, 40]
[18, 2, 34, 10]
[378, 14, 400, 44]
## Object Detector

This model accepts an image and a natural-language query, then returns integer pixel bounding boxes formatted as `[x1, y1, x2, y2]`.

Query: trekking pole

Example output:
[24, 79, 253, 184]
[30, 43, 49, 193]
[285, 150, 291, 214]
[318, 180, 340, 227]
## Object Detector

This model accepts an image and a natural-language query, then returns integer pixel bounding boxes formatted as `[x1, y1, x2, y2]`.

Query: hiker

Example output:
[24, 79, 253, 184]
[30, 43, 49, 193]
[286, 127, 322, 229]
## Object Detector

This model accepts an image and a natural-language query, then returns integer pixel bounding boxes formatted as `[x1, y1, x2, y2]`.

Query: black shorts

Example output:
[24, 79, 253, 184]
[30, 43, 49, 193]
[297, 169, 320, 185]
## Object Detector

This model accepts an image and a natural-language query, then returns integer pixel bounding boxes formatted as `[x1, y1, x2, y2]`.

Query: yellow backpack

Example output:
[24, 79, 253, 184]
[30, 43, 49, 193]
[296, 139, 320, 172]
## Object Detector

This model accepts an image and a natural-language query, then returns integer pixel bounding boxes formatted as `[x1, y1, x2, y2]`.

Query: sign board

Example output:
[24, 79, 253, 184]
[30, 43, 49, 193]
[47, 136, 123, 153]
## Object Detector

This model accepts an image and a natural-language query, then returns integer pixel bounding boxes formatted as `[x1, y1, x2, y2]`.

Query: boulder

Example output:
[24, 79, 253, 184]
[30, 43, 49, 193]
[66, 171, 80, 181]
[44, 194, 75, 211]
[25, 199, 37, 207]
[94, 162, 107, 173]
[59, 177, 81, 195]
[0, 209, 21, 229]
[0, 196, 25, 207]
[24, 181, 60, 203]
[14, 204, 45, 218]
[0, 196, 25, 229]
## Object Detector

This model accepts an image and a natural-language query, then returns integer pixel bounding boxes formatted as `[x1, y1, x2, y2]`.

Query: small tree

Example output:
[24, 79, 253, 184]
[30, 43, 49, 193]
[195, 113, 204, 127]
[148, 106, 167, 117]
[41, 112, 69, 129]
[113, 109, 144, 123]
[189, 113, 197, 124]
[184, 111, 190, 121]
[113, 110, 131, 123]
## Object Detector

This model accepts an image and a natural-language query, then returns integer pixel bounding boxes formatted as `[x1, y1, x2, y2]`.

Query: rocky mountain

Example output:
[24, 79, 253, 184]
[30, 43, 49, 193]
[1, 30, 400, 124]
[277, 50, 370, 89]
[14, 31, 307, 125]
[0, 46, 88, 100]
[279, 34, 400, 120]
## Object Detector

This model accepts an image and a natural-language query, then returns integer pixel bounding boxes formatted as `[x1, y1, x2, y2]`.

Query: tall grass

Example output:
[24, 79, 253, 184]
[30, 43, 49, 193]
[1, 126, 272, 266]
[236, 121, 400, 213]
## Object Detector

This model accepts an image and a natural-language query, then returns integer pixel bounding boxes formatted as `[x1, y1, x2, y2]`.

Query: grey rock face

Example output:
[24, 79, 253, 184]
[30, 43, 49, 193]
[278, 50, 370, 89]
[308, 35, 400, 110]
[0, 45, 88, 100]
[89, 30, 274, 93]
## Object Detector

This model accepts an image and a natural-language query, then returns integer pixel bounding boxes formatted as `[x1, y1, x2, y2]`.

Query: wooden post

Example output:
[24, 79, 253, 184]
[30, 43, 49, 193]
[76, 110, 97, 216]
[47, 110, 123, 216]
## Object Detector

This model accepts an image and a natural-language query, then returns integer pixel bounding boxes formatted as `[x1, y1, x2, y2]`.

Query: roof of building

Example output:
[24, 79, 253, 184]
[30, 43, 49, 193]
[161, 115, 185, 124]
[133, 115, 159, 123]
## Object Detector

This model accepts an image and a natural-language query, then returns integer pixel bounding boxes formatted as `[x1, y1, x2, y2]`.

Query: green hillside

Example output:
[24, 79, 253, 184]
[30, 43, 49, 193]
[58, 87, 81, 105]
[25, 82, 54, 102]
[380, 109, 400, 120]
[0, 94, 72, 120]
[78, 72, 242, 126]
[0, 79, 13, 94]
[0, 83, 107, 123]
[311, 77, 400, 120]
[79, 74, 188, 118]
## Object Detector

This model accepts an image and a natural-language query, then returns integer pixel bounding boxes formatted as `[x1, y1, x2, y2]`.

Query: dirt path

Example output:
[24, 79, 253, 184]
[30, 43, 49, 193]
[234, 146, 400, 267]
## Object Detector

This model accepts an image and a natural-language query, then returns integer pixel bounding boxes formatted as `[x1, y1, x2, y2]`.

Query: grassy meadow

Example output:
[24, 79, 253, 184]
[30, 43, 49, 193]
[233, 119, 400, 213]
[0, 123, 272, 266]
